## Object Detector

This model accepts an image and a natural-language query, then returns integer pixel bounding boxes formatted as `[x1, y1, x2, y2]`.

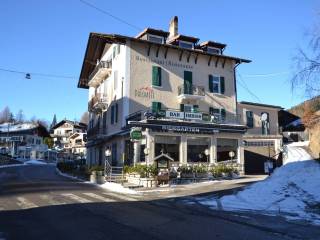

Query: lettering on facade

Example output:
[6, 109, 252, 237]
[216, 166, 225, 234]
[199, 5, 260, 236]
[184, 112, 202, 121]
[165, 110, 203, 121]
[134, 87, 155, 99]
[166, 110, 184, 119]
[135, 55, 193, 69]
[161, 125, 200, 133]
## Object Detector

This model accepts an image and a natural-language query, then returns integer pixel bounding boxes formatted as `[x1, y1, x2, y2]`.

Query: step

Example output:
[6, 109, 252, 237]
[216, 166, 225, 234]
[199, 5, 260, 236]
[122, 182, 144, 189]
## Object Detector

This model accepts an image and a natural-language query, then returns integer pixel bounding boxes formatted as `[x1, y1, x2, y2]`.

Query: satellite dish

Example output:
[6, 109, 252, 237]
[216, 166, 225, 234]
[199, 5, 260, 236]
[261, 113, 268, 121]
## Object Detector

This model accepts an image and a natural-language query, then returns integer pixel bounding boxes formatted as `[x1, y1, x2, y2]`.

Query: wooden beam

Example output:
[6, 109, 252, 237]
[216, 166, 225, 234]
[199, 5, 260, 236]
[222, 58, 227, 68]
[179, 50, 184, 61]
[164, 47, 169, 59]
[156, 45, 161, 57]
[194, 53, 199, 64]
[187, 52, 191, 63]
[208, 55, 212, 66]
[215, 56, 220, 67]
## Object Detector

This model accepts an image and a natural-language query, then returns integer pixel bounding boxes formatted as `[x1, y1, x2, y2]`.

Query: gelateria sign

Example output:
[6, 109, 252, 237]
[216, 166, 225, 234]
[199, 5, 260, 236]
[135, 55, 193, 69]
[135, 87, 154, 99]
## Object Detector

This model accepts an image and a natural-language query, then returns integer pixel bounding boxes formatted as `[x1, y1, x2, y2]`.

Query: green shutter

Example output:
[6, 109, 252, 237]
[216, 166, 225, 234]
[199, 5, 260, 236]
[111, 105, 115, 124]
[209, 107, 214, 115]
[220, 76, 225, 94]
[152, 102, 161, 113]
[115, 104, 118, 123]
[152, 66, 161, 86]
[221, 109, 226, 120]
[193, 105, 199, 113]
[209, 75, 213, 92]
[180, 104, 184, 112]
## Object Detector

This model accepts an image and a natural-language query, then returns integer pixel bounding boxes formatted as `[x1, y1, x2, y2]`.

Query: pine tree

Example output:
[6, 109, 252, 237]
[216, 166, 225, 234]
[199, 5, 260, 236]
[50, 114, 57, 130]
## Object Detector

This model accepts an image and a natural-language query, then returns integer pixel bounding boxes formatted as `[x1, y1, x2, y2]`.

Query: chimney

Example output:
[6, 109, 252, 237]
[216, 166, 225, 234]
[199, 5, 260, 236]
[168, 16, 178, 40]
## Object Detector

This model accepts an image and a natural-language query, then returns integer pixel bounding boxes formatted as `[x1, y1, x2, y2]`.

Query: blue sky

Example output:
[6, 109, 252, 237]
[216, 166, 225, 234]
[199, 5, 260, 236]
[0, 0, 318, 122]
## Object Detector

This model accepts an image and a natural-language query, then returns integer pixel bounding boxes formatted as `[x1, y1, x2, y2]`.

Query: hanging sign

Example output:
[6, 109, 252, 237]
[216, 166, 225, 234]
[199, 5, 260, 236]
[165, 110, 184, 119]
[130, 128, 142, 140]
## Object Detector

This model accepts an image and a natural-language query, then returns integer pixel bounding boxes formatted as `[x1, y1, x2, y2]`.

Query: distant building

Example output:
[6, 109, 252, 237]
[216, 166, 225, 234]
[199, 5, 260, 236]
[0, 122, 50, 160]
[65, 132, 87, 158]
[51, 120, 87, 150]
[278, 110, 306, 142]
[238, 101, 283, 174]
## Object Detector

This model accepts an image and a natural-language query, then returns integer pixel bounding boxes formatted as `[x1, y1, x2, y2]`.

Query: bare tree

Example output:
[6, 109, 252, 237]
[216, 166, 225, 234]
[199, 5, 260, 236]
[292, 19, 320, 97]
[15, 109, 25, 123]
[80, 111, 89, 125]
[0, 106, 13, 124]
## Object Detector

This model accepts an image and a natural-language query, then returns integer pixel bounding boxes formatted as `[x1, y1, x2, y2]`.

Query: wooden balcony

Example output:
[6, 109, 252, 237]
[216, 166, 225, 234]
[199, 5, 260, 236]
[88, 61, 112, 88]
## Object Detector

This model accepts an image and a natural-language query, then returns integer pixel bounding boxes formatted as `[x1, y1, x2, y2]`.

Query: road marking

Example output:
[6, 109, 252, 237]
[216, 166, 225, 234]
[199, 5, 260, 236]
[61, 193, 92, 203]
[82, 193, 115, 202]
[102, 192, 138, 202]
[16, 197, 38, 209]
[39, 194, 67, 206]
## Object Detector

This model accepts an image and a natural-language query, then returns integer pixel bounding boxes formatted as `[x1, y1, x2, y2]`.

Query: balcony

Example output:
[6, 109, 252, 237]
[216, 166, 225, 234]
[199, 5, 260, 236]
[88, 61, 112, 88]
[87, 125, 107, 139]
[177, 84, 205, 103]
[88, 93, 108, 113]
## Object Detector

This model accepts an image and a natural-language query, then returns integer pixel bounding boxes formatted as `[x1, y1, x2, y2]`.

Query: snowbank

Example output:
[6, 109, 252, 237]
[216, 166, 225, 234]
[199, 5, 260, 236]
[24, 159, 47, 165]
[99, 182, 137, 195]
[200, 142, 320, 225]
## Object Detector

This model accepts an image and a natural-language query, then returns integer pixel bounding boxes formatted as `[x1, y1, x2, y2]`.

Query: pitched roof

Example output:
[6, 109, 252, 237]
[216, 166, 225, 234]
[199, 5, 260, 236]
[239, 101, 283, 109]
[52, 120, 87, 130]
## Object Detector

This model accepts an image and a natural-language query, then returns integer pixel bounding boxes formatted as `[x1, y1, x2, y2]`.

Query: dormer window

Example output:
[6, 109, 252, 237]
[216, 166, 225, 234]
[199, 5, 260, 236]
[207, 47, 221, 55]
[179, 40, 194, 49]
[147, 34, 164, 44]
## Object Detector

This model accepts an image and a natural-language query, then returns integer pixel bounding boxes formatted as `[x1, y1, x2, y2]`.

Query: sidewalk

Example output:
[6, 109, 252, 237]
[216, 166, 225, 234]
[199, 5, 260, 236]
[136, 175, 266, 200]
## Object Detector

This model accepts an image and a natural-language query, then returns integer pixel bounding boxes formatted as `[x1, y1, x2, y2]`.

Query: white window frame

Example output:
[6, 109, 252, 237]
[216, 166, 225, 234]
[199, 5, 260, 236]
[147, 34, 164, 44]
[179, 40, 194, 49]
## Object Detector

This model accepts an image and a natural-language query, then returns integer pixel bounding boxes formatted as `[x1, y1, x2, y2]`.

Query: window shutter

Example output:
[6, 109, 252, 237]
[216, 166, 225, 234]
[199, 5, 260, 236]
[115, 104, 118, 123]
[193, 105, 199, 112]
[220, 76, 225, 94]
[221, 109, 226, 120]
[113, 46, 116, 59]
[180, 104, 184, 112]
[117, 44, 120, 54]
[152, 66, 161, 86]
[209, 107, 214, 115]
[111, 105, 115, 124]
[209, 75, 213, 92]
[152, 102, 161, 113]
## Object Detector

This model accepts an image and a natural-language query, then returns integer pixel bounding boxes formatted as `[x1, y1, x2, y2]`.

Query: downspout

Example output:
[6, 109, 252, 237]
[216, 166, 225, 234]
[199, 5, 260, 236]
[233, 60, 241, 116]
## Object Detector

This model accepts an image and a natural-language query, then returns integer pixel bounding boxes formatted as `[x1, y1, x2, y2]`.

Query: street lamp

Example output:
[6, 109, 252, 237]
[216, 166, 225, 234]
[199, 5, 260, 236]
[104, 148, 112, 178]
[204, 148, 210, 170]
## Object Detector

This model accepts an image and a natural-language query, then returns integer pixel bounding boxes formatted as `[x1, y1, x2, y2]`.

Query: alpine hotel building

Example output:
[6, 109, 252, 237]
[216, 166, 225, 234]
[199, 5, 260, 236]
[78, 17, 251, 172]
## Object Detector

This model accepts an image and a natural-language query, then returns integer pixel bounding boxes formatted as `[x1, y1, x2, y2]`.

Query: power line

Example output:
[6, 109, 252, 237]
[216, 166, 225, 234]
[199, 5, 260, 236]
[241, 71, 289, 77]
[237, 73, 262, 103]
[79, 0, 142, 31]
[0, 67, 76, 79]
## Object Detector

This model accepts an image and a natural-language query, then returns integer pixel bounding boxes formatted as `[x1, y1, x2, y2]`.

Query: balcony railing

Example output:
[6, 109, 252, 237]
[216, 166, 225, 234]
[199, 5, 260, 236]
[177, 85, 205, 103]
[87, 125, 107, 139]
[130, 108, 242, 125]
[88, 93, 108, 113]
[88, 60, 112, 88]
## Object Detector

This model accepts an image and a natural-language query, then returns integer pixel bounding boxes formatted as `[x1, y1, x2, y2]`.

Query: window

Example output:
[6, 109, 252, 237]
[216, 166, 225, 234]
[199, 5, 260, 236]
[147, 34, 164, 44]
[151, 102, 161, 113]
[261, 112, 270, 135]
[246, 111, 254, 128]
[179, 41, 193, 49]
[184, 71, 193, 94]
[113, 46, 116, 59]
[207, 47, 221, 55]
[111, 105, 115, 124]
[209, 107, 226, 121]
[152, 66, 162, 86]
[209, 75, 225, 94]
[117, 44, 121, 54]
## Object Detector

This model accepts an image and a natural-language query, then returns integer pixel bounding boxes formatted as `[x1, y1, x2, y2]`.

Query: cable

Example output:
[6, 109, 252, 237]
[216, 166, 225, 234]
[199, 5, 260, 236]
[79, 0, 142, 31]
[241, 71, 289, 77]
[237, 73, 262, 103]
[0, 67, 76, 79]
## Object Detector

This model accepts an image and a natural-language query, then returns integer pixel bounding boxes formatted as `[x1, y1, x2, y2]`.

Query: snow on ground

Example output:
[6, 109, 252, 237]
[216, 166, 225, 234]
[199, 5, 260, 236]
[199, 142, 320, 225]
[24, 159, 47, 165]
[99, 182, 138, 195]
[0, 122, 37, 132]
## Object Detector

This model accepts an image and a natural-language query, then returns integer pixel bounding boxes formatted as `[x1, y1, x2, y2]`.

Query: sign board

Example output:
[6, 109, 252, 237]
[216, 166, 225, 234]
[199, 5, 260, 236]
[130, 128, 142, 140]
[185, 112, 202, 121]
[229, 151, 235, 158]
[165, 110, 184, 119]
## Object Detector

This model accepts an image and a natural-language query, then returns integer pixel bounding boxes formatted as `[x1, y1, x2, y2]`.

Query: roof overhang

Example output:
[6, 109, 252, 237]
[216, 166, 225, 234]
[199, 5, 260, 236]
[78, 32, 251, 89]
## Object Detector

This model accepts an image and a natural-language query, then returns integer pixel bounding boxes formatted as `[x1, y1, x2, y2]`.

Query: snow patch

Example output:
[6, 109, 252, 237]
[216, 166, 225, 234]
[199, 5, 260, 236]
[99, 182, 138, 195]
[199, 142, 320, 225]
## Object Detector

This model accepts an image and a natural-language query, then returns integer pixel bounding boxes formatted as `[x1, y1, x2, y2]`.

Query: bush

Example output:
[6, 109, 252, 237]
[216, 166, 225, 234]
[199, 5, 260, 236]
[178, 165, 193, 174]
[123, 164, 157, 178]
[57, 161, 76, 172]
[210, 164, 238, 178]
[193, 164, 208, 174]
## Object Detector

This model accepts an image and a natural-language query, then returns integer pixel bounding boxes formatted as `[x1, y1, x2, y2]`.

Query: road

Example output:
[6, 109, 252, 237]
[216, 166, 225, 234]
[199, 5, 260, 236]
[0, 165, 319, 240]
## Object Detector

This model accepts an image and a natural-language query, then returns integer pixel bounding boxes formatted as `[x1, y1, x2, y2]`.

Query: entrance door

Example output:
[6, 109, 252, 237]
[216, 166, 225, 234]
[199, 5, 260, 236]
[184, 71, 192, 94]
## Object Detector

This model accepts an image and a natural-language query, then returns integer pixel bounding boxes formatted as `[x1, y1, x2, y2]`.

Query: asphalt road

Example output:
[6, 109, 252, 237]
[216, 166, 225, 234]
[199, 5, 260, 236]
[0, 165, 319, 240]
